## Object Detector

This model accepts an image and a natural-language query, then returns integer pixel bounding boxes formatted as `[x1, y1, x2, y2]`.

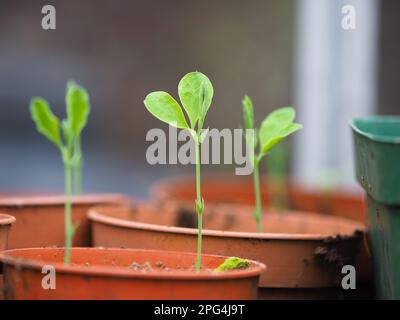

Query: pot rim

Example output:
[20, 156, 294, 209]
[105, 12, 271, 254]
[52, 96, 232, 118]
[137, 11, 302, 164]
[0, 247, 265, 280]
[0, 213, 16, 226]
[88, 205, 365, 241]
[0, 193, 130, 208]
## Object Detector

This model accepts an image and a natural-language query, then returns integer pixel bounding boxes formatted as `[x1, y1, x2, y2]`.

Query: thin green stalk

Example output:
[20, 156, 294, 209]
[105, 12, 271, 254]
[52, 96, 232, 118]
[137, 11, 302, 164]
[195, 134, 203, 272]
[253, 159, 262, 232]
[64, 156, 73, 264]
[73, 136, 82, 195]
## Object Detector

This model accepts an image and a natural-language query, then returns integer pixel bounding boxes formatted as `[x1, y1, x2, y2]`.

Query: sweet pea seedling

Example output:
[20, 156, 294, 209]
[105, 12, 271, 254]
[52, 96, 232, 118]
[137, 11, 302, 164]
[30, 81, 90, 264]
[242, 95, 302, 232]
[144, 71, 213, 271]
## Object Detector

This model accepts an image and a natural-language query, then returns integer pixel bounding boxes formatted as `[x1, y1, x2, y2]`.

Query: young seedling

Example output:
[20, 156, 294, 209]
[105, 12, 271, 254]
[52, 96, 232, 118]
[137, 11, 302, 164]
[30, 81, 90, 264]
[242, 95, 302, 232]
[144, 71, 213, 271]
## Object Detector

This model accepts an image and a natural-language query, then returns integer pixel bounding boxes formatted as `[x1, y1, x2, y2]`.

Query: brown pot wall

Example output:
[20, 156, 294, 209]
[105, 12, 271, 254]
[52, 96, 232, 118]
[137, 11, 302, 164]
[0, 194, 130, 249]
[0, 247, 265, 300]
[89, 205, 364, 296]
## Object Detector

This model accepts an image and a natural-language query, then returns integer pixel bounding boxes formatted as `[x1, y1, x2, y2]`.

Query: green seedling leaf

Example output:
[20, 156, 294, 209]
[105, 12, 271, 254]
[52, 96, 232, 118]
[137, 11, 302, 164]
[242, 96, 257, 151]
[30, 97, 61, 148]
[260, 122, 302, 155]
[65, 82, 90, 137]
[144, 91, 189, 129]
[214, 257, 250, 272]
[264, 107, 295, 126]
[178, 71, 213, 128]
[259, 107, 302, 156]
[242, 95, 254, 130]
[198, 80, 211, 127]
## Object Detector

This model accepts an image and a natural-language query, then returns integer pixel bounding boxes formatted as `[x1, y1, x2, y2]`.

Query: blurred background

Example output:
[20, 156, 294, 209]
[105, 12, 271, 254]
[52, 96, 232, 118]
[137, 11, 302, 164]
[0, 0, 397, 197]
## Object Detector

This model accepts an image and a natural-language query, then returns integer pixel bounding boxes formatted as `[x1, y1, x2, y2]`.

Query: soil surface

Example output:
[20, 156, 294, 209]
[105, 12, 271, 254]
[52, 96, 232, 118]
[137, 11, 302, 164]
[129, 261, 169, 272]
[128, 260, 215, 273]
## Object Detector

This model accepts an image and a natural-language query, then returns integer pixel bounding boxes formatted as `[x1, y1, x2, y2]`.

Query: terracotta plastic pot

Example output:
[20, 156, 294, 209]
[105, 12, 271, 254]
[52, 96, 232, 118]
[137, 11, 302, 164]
[151, 176, 372, 285]
[89, 204, 365, 299]
[0, 214, 16, 300]
[0, 247, 265, 300]
[151, 175, 367, 222]
[0, 194, 130, 249]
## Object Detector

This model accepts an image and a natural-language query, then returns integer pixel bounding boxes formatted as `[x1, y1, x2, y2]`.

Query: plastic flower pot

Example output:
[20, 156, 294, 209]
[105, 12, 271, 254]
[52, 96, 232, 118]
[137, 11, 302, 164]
[0, 214, 15, 251]
[89, 204, 364, 299]
[0, 194, 129, 249]
[0, 247, 265, 300]
[0, 213, 16, 300]
[351, 116, 400, 299]
[150, 176, 372, 284]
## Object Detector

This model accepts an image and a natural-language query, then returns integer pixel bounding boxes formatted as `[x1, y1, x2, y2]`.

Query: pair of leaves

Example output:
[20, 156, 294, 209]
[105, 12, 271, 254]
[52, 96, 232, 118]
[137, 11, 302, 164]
[30, 81, 90, 153]
[259, 108, 302, 155]
[144, 72, 213, 131]
[242, 95, 302, 160]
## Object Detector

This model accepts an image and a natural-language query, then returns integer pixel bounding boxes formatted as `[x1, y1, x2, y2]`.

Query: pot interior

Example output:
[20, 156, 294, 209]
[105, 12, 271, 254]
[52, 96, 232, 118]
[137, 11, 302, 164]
[151, 177, 366, 223]
[93, 204, 364, 238]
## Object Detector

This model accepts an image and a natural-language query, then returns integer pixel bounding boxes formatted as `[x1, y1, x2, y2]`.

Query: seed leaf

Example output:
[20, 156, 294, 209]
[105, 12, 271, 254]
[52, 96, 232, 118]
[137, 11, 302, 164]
[262, 107, 295, 128]
[144, 91, 189, 129]
[30, 97, 61, 148]
[66, 81, 90, 137]
[259, 107, 302, 156]
[178, 72, 213, 128]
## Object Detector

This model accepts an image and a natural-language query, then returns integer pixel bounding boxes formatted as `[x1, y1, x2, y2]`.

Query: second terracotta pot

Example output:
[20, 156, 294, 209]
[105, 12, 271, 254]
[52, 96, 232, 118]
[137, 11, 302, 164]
[151, 176, 372, 285]
[89, 204, 365, 299]
[0, 194, 129, 249]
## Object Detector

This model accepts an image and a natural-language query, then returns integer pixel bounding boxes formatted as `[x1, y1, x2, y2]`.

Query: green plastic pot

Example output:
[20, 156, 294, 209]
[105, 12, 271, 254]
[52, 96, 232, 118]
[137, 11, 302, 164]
[351, 116, 400, 299]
